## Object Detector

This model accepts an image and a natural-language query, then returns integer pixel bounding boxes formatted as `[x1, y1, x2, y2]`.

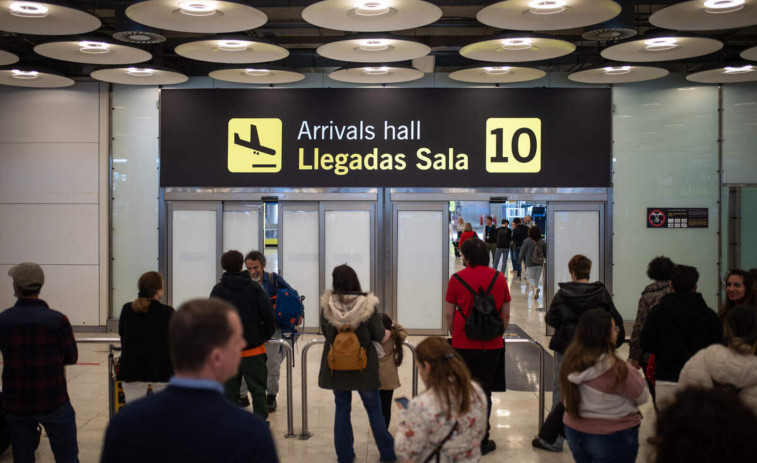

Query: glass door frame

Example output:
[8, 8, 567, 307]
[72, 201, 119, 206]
[319, 201, 377, 296]
[545, 201, 609, 334]
[222, 202, 265, 256]
[390, 201, 450, 335]
[165, 200, 222, 307]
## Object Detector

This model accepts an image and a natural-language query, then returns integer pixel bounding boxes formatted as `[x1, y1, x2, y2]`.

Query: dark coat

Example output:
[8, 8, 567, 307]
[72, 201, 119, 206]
[640, 292, 721, 382]
[318, 291, 385, 391]
[545, 281, 625, 354]
[118, 300, 175, 382]
[512, 224, 529, 247]
[496, 226, 512, 249]
[210, 271, 275, 349]
[100, 385, 278, 463]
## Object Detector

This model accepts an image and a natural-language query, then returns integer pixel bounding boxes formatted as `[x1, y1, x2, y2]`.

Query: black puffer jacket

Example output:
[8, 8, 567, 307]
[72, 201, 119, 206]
[210, 271, 275, 349]
[640, 292, 721, 382]
[545, 281, 625, 354]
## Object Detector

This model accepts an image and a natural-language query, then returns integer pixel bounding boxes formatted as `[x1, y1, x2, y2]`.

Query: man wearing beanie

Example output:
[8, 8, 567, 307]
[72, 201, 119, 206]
[0, 263, 79, 462]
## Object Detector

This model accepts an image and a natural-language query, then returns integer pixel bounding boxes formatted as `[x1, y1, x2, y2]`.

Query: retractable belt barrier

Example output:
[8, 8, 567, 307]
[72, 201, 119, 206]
[96, 338, 296, 438]
[298, 337, 547, 440]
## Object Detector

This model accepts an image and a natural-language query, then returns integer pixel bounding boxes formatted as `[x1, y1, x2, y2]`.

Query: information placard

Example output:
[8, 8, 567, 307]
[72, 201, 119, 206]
[160, 88, 611, 188]
[647, 208, 709, 229]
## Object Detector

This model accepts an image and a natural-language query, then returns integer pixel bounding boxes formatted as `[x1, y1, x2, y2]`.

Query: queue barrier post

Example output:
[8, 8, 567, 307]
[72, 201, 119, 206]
[401, 340, 419, 397]
[265, 339, 296, 438]
[299, 338, 325, 440]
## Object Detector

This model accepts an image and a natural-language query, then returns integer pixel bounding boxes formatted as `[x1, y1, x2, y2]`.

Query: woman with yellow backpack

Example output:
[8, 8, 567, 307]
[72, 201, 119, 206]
[318, 264, 397, 463]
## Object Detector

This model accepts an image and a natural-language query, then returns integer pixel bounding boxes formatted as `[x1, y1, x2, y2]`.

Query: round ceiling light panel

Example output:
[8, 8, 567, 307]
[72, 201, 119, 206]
[90, 66, 188, 85]
[449, 66, 546, 84]
[302, 0, 442, 32]
[328, 65, 424, 84]
[601, 36, 723, 62]
[650, 0, 757, 31]
[742, 45, 757, 61]
[34, 40, 152, 65]
[209, 67, 305, 84]
[568, 65, 669, 84]
[0, 68, 74, 88]
[687, 64, 757, 83]
[460, 36, 576, 62]
[0, 1, 101, 35]
[0, 49, 19, 65]
[317, 36, 430, 63]
[175, 38, 288, 64]
[125, 0, 267, 33]
[477, 0, 622, 31]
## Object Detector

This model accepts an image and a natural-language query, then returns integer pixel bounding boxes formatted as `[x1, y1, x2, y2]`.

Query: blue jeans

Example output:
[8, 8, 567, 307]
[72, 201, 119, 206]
[512, 246, 522, 276]
[333, 389, 396, 463]
[564, 425, 639, 463]
[6, 401, 79, 463]
[493, 247, 509, 273]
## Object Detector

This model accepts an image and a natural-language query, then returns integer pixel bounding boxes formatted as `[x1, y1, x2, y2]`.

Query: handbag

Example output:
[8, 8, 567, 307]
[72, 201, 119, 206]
[422, 421, 458, 463]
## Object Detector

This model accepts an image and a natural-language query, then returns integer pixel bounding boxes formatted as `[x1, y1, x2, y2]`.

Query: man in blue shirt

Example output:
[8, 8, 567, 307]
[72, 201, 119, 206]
[245, 251, 300, 412]
[100, 298, 278, 463]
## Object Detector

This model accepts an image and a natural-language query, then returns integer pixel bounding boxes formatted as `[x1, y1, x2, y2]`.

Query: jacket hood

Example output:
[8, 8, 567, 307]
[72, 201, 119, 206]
[642, 280, 670, 296]
[220, 271, 252, 290]
[702, 345, 757, 389]
[567, 354, 613, 384]
[556, 281, 610, 313]
[320, 290, 379, 330]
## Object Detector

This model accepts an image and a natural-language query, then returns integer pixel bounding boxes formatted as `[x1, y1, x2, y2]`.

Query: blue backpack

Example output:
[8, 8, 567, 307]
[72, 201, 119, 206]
[269, 273, 305, 335]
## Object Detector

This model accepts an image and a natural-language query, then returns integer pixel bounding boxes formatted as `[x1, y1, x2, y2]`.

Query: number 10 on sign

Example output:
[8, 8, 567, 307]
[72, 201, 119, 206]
[486, 118, 541, 173]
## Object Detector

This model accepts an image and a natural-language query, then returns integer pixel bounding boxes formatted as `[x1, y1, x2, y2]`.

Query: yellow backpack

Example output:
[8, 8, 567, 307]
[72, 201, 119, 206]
[328, 324, 367, 373]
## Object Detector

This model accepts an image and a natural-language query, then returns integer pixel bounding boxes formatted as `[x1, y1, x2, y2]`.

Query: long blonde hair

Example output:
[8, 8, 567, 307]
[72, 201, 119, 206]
[416, 337, 475, 419]
[132, 271, 163, 313]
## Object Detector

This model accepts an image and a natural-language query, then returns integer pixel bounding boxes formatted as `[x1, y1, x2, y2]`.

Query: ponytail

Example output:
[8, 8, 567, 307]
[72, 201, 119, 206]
[132, 271, 163, 313]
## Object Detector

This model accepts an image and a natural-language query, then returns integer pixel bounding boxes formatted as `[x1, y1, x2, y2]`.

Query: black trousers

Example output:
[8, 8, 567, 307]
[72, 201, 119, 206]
[454, 347, 505, 444]
[379, 389, 394, 429]
[538, 402, 566, 443]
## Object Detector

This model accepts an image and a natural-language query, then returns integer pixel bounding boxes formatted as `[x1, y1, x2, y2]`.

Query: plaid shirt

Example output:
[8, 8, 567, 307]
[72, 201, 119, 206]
[0, 298, 78, 415]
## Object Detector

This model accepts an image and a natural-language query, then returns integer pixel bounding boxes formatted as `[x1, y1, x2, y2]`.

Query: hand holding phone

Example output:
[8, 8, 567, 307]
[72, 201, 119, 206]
[394, 397, 409, 410]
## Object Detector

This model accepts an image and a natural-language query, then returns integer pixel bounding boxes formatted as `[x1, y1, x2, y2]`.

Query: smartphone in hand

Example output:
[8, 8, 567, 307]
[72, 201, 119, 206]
[394, 397, 409, 410]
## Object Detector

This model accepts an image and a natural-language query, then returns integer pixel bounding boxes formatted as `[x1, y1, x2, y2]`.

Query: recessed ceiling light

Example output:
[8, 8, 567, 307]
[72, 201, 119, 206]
[358, 39, 391, 52]
[724, 65, 754, 74]
[528, 0, 567, 15]
[9, 1, 48, 18]
[178, 1, 217, 17]
[604, 66, 631, 75]
[244, 69, 270, 76]
[644, 37, 678, 52]
[78, 41, 111, 54]
[484, 66, 511, 74]
[704, 0, 745, 14]
[353, 1, 391, 17]
[501, 38, 533, 51]
[126, 67, 155, 77]
[11, 69, 39, 79]
[363, 66, 390, 75]
[217, 40, 249, 52]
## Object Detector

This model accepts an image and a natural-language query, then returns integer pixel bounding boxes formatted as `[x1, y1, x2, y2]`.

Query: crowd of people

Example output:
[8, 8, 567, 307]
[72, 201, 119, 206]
[1, 232, 757, 462]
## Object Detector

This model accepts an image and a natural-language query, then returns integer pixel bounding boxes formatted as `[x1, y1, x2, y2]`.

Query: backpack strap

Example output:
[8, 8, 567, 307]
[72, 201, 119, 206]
[484, 271, 500, 296]
[421, 421, 458, 463]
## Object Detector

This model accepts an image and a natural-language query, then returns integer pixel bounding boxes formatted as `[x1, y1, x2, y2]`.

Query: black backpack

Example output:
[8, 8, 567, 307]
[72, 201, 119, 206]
[453, 271, 505, 340]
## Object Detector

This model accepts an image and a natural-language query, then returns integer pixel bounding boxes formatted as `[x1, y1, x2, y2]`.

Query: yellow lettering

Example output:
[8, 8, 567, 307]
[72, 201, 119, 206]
[321, 152, 334, 170]
[395, 153, 406, 170]
[415, 147, 432, 170]
[334, 153, 349, 175]
[455, 152, 469, 170]
[365, 148, 378, 170]
[348, 153, 363, 171]
[298, 148, 312, 170]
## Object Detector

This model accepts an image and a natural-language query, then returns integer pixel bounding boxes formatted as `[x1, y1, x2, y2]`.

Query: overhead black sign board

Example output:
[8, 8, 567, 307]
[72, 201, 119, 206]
[647, 208, 709, 229]
[160, 88, 611, 188]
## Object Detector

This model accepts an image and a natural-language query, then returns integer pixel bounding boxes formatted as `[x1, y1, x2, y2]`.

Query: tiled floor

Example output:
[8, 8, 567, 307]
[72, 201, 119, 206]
[1, 256, 658, 462]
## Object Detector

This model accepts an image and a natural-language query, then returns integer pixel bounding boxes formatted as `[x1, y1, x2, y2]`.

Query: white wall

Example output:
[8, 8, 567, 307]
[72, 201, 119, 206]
[0, 82, 109, 326]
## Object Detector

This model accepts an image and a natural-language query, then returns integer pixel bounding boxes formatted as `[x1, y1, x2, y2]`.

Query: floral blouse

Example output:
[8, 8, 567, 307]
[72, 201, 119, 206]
[395, 383, 487, 463]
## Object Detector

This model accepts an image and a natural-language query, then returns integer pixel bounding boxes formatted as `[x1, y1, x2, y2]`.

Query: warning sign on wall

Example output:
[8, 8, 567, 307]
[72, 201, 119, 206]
[647, 208, 709, 229]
